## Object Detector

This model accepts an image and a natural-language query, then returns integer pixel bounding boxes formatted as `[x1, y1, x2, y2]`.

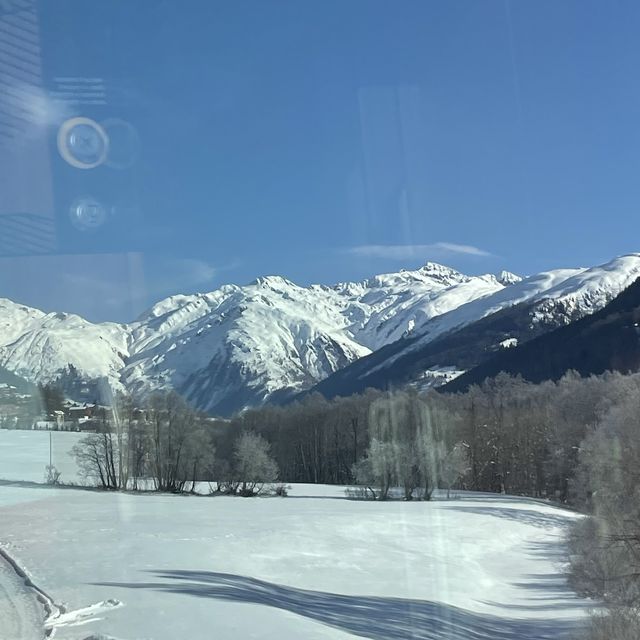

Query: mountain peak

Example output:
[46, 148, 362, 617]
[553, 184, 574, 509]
[496, 270, 523, 286]
[365, 261, 466, 291]
[251, 275, 296, 289]
[419, 261, 461, 275]
[414, 261, 468, 285]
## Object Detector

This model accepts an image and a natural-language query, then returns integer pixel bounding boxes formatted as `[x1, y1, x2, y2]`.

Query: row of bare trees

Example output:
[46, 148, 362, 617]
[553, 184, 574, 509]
[71, 370, 636, 503]
[72, 391, 279, 495]
[351, 393, 468, 500]
[218, 370, 627, 499]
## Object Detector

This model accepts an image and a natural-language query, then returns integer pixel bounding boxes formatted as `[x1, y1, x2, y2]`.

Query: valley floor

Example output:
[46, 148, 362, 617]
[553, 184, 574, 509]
[0, 431, 591, 640]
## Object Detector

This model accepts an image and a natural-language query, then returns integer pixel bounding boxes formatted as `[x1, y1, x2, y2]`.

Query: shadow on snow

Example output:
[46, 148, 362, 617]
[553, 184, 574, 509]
[94, 570, 586, 640]
[439, 505, 576, 530]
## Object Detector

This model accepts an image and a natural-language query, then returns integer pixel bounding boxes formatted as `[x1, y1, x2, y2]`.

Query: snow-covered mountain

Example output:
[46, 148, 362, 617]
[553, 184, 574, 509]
[309, 253, 640, 400]
[1, 254, 639, 415]
[358, 257, 640, 380]
[0, 299, 129, 390]
[121, 263, 507, 414]
[443, 273, 640, 393]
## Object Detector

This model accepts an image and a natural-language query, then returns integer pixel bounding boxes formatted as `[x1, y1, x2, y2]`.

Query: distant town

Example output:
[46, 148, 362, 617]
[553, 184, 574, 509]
[0, 382, 111, 432]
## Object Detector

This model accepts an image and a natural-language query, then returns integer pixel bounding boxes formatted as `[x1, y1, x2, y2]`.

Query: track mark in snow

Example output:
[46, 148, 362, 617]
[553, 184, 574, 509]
[46, 599, 124, 631]
[0, 542, 123, 640]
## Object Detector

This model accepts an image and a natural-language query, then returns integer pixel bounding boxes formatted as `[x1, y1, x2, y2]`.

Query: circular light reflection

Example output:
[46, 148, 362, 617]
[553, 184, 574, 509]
[57, 117, 109, 169]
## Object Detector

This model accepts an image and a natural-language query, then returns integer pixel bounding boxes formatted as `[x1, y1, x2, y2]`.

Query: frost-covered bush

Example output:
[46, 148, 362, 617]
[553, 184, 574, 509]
[569, 384, 640, 638]
[45, 464, 62, 485]
[273, 483, 290, 497]
[233, 431, 279, 496]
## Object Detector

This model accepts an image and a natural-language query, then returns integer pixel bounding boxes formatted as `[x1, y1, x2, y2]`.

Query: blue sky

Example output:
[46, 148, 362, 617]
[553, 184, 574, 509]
[5, 0, 640, 321]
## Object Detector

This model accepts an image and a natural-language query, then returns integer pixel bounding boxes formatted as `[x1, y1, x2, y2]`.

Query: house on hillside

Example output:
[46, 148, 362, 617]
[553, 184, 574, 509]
[66, 403, 95, 422]
[62, 402, 111, 431]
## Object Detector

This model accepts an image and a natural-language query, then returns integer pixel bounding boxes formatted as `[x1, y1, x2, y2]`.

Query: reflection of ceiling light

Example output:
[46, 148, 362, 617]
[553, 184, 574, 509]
[57, 117, 109, 169]
[69, 196, 108, 231]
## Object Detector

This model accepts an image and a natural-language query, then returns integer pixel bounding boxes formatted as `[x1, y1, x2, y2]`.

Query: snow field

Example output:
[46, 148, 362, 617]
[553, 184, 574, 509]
[0, 431, 591, 640]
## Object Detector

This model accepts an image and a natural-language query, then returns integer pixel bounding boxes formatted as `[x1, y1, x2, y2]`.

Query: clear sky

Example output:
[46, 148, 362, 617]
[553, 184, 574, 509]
[4, 0, 640, 321]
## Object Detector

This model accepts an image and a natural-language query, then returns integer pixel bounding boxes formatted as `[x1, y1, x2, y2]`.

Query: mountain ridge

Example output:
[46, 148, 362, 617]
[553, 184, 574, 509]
[1, 254, 639, 415]
[303, 253, 640, 401]
[442, 273, 640, 392]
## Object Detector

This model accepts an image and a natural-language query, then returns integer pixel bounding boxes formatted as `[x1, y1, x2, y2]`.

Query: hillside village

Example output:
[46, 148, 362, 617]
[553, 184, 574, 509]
[0, 382, 112, 432]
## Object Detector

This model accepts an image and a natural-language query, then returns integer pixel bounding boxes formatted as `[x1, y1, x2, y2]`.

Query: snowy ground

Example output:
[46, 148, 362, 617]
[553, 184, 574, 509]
[0, 431, 592, 640]
[0, 430, 84, 485]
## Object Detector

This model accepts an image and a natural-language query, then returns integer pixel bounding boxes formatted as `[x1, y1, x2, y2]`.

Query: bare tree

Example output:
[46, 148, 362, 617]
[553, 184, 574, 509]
[146, 392, 214, 492]
[72, 428, 120, 489]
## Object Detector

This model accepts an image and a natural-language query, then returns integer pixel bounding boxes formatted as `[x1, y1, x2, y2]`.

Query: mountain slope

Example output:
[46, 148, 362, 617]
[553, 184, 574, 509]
[443, 275, 640, 392]
[122, 264, 507, 414]
[307, 254, 640, 400]
[0, 298, 129, 391]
